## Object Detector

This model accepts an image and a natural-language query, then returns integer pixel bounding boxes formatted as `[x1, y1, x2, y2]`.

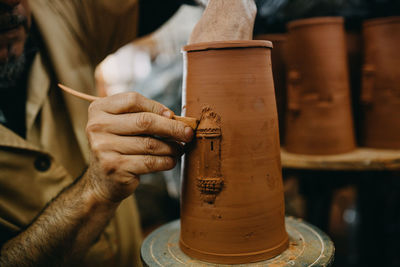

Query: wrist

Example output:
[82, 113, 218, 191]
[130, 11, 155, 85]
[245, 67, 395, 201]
[78, 171, 119, 213]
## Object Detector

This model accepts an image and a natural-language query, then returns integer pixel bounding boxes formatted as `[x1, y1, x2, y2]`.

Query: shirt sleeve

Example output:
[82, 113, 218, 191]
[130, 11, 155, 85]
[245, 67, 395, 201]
[76, 0, 140, 65]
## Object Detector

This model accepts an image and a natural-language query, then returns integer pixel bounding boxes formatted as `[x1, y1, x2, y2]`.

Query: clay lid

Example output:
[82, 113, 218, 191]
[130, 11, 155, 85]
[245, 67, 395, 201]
[363, 16, 400, 28]
[287, 16, 344, 30]
[182, 40, 272, 52]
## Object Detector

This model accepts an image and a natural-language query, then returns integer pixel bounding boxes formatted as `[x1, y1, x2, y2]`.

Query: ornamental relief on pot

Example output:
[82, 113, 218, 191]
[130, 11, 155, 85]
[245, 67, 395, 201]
[196, 107, 223, 204]
[362, 64, 400, 104]
[288, 69, 337, 110]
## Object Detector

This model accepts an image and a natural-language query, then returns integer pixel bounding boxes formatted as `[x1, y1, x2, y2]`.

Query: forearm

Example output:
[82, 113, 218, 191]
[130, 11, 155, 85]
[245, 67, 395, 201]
[0, 92, 192, 266]
[0, 174, 118, 267]
[189, 0, 257, 44]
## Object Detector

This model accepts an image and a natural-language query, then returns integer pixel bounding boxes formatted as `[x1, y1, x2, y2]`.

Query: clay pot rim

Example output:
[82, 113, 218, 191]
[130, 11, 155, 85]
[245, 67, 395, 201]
[182, 40, 272, 52]
[254, 33, 287, 42]
[287, 16, 344, 30]
[363, 16, 400, 28]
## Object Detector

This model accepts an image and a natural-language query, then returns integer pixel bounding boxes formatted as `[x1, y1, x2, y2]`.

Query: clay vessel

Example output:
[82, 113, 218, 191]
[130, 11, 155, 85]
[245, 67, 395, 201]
[362, 17, 400, 149]
[180, 41, 288, 264]
[284, 17, 356, 154]
[255, 34, 287, 145]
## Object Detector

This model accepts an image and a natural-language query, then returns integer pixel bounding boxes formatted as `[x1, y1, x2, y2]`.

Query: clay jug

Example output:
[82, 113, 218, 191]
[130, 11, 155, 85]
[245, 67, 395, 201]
[180, 41, 288, 264]
[285, 17, 356, 154]
[255, 34, 288, 145]
[362, 17, 400, 149]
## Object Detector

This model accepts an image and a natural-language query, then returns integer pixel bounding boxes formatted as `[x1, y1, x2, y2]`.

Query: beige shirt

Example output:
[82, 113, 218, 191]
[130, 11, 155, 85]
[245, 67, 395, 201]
[0, 0, 142, 266]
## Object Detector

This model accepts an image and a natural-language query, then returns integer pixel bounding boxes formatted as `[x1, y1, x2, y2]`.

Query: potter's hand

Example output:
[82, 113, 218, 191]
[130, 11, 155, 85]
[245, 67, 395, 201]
[85, 92, 194, 203]
[188, 0, 257, 44]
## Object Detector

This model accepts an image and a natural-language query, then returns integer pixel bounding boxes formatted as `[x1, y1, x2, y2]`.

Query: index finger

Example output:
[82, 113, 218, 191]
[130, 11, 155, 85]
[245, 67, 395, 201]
[94, 92, 174, 118]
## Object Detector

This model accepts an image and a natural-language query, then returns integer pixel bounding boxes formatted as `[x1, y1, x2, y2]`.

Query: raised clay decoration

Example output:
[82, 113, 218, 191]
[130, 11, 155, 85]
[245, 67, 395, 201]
[180, 41, 288, 264]
[196, 107, 223, 204]
[362, 16, 400, 149]
[285, 17, 356, 155]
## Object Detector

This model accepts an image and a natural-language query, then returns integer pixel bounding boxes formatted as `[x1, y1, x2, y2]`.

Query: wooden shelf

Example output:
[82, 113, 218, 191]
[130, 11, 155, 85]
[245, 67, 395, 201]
[281, 147, 400, 171]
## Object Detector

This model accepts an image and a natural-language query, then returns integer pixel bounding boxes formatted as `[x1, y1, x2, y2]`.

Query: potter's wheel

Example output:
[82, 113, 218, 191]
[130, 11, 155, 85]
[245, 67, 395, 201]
[141, 216, 334, 267]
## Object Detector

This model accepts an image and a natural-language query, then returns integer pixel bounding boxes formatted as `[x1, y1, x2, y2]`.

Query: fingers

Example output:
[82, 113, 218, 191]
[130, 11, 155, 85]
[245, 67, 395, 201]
[91, 92, 174, 118]
[85, 92, 189, 203]
[87, 112, 193, 143]
[87, 92, 194, 143]
[90, 134, 183, 157]
[100, 153, 177, 176]
[123, 155, 177, 175]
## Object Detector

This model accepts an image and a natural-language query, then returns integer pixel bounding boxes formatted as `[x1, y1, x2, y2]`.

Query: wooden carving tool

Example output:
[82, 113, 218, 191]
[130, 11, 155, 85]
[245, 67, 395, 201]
[58, 84, 199, 130]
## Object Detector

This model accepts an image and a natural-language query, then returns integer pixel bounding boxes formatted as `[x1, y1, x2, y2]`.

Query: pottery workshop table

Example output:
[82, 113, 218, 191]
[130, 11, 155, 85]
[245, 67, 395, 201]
[280, 147, 400, 266]
[281, 147, 400, 171]
[141, 217, 334, 267]
[280, 147, 400, 230]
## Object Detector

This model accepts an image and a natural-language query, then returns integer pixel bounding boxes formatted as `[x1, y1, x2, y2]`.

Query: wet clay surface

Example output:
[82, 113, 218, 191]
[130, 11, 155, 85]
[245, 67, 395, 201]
[180, 41, 288, 264]
[285, 17, 356, 155]
[362, 16, 400, 149]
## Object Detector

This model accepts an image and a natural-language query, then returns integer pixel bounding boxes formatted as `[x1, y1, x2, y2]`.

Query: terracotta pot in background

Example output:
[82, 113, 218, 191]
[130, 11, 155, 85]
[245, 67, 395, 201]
[362, 17, 400, 149]
[255, 34, 287, 145]
[285, 17, 356, 155]
[180, 41, 288, 264]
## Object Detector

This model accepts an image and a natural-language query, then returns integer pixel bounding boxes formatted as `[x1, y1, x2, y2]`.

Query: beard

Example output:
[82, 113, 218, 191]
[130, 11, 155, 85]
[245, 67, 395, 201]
[0, 52, 26, 89]
[0, 2, 30, 90]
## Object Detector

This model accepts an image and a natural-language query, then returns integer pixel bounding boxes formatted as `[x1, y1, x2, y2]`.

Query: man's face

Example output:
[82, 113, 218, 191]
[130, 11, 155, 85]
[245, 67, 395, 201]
[0, 0, 31, 64]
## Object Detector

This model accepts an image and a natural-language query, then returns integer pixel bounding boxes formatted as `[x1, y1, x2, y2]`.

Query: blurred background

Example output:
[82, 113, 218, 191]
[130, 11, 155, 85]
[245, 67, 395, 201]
[95, 2, 400, 266]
